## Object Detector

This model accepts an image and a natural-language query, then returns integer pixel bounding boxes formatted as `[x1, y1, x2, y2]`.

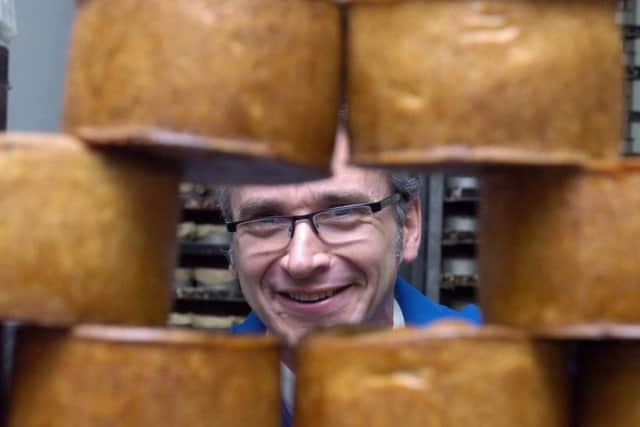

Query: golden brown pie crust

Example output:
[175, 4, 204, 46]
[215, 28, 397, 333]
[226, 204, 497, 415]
[9, 326, 281, 427]
[0, 133, 180, 326]
[64, 0, 341, 182]
[347, 0, 621, 168]
[480, 161, 640, 329]
[296, 324, 569, 427]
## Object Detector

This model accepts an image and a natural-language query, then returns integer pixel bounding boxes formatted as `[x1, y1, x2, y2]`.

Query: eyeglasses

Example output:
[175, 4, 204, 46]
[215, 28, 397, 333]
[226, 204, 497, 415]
[226, 193, 403, 252]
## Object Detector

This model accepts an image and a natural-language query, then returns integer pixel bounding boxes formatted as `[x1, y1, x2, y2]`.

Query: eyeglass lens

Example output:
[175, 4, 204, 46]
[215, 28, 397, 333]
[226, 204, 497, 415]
[236, 205, 375, 252]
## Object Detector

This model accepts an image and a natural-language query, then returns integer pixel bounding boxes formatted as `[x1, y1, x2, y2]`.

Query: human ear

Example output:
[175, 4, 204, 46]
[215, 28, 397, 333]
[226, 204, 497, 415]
[401, 197, 422, 263]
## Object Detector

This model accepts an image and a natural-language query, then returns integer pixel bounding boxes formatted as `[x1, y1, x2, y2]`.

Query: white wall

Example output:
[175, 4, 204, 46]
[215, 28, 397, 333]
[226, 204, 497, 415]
[8, 0, 75, 131]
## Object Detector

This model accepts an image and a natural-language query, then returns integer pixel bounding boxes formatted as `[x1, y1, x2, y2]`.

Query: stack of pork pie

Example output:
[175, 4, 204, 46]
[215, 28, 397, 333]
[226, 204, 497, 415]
[297, 1, 637, 427]
[1, 0, 633, 426]
[3, 0, 342, 425]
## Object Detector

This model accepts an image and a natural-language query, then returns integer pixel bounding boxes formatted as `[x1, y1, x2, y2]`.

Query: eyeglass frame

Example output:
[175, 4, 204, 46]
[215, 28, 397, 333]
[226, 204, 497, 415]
[225, 192, 405, 240]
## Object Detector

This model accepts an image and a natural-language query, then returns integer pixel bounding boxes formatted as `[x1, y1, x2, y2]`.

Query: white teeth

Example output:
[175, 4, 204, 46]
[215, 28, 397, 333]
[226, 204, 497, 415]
[287, 290, 336, 302]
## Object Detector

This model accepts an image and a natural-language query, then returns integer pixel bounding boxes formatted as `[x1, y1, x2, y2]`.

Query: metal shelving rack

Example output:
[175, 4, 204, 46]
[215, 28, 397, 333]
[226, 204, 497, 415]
[172, 184, 251, 325]
[400, 174, 478, 310]
[624, 0, 640, 154]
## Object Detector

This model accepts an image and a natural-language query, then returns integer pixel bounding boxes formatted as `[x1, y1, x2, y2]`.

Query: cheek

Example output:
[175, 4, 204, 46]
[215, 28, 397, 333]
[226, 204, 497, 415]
[369, 224, 399, 262]
[233, 248, 271, 299]
[336, 234, 398, 281]
[364, 229, 402, 287]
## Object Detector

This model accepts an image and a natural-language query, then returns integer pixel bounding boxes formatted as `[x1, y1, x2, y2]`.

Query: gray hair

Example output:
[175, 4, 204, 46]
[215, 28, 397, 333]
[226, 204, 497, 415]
[389, 172, 422, 263]
[215, 172, 422, 266]
[389, 172, 421, 231]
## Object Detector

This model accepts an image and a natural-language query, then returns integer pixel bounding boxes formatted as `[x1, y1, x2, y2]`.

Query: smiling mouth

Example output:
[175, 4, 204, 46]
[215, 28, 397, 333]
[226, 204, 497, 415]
[281, 285, 351, 304]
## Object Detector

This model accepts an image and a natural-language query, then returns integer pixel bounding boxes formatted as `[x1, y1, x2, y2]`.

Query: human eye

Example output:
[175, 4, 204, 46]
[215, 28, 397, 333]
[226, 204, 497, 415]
[239, 216, 289, 236]
[331, 207, 359, 217]
[318, 206, 371, 226]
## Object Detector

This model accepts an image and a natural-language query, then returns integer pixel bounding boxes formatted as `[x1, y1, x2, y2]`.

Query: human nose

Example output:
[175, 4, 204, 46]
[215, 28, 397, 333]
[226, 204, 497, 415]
[280, 220, 330, 279]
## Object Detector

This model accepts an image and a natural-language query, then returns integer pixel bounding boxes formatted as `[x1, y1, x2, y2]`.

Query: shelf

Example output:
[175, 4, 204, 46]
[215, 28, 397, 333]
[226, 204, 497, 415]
[444, 184, 478, 202]
[168, 313, 246, 330]
[441, 273, 478, 289]
[624, 24, 640, 40]
[174, 284, 244, 303]
[172, 298, 251, 316]
[444, 196, 478, 203]
[442, 231, 476, 247]
[439, 286, 477, 311]
[629, 111, 640, 123]
[628, 65, 640, 81]
[442, 238, 477, 247]
[173, 281, 250, 316]
[178, 258, 228, 269]
[179, 239, 227, 255]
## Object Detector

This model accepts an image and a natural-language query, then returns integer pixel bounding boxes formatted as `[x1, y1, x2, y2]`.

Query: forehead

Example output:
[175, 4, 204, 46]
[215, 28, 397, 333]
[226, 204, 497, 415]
[230, 164, 392, 216]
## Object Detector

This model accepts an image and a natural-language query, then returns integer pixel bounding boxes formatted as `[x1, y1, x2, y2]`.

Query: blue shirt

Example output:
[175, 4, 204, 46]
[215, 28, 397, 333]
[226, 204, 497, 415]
[229, 276, 482, 427]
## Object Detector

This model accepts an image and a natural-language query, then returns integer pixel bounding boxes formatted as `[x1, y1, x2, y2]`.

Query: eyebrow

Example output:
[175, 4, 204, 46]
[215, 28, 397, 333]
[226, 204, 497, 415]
[319, 191, 372, 206]
[237, 199, 286, 221]
[236, 190, 374, 220]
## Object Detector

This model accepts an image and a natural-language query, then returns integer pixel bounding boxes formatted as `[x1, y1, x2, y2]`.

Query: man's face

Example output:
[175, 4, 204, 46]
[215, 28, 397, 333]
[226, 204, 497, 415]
[229, 152, 421, 346]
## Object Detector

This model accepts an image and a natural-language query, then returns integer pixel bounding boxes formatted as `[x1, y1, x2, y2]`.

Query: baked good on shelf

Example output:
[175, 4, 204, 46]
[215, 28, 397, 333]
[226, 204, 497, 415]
[64, 0, 341, 183]
[9, 325, 280, 427]
[346, 0, 621, 168]
[0, 133, 180, 326]
[193, 268, 234, 286]
[479, 161, 640, 328]
[295, 322, 568, 427]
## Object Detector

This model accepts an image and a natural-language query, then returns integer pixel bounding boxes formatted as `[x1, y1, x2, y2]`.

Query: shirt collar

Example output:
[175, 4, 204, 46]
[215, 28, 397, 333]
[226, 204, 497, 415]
[393, 297, 405, 328]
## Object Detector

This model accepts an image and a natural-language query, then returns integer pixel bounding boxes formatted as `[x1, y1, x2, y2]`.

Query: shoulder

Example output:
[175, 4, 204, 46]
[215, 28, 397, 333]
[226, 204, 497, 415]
[229, 311, 267, 334]
[395, 277, 482, 326]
